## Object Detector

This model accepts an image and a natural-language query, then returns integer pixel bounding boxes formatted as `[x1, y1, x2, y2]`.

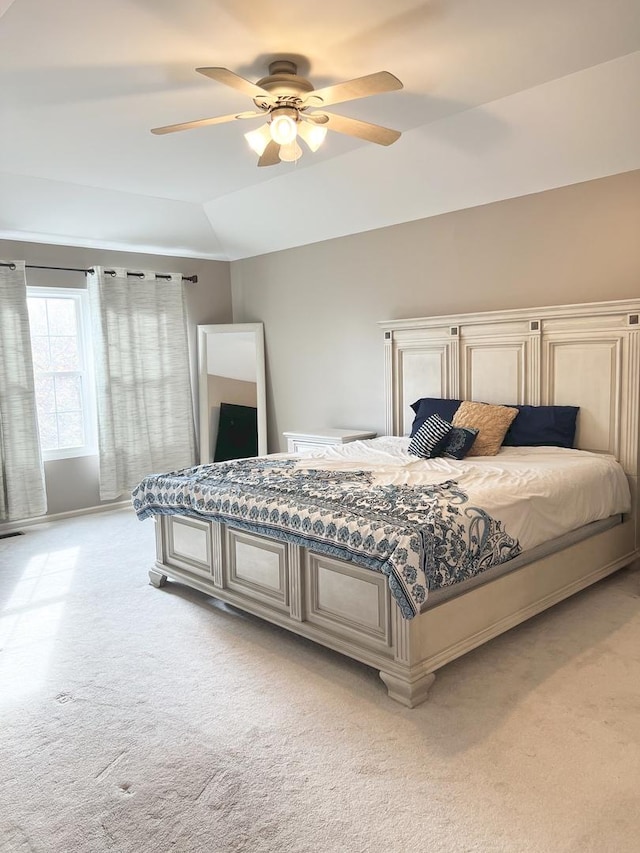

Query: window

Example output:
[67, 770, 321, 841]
[27, 287, 96, 460]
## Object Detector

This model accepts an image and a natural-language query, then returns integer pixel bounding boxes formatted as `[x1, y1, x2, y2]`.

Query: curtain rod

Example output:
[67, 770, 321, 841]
[0, 262, 198, 283]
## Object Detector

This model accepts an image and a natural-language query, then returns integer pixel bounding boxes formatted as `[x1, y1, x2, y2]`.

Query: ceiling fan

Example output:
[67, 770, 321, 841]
[151, 60, 403, 166]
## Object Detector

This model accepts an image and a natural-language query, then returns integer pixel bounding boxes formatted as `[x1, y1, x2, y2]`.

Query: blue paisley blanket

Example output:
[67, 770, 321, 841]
[132, 457, 521, 619]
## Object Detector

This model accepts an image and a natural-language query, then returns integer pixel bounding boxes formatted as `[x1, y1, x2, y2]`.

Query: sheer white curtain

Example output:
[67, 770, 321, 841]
[0, 261, 47, 521]
[87, 267, 196, 500]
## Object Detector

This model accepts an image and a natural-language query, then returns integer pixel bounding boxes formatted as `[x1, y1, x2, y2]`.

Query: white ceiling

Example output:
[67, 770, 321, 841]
[1, 0, 639, 260]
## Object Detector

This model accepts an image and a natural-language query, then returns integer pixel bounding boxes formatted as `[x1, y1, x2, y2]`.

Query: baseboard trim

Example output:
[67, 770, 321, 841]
[0, 499, 132, 534]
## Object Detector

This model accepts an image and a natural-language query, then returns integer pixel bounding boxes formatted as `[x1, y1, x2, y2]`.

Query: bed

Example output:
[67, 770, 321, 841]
[135, 299, 640, 706]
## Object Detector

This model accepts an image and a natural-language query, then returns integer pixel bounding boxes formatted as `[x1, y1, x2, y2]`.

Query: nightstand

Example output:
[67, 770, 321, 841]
[283, 428, 377, 454]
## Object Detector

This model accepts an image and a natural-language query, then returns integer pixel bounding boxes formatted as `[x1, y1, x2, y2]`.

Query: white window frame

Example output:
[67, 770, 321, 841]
[27, 286, 97, 461]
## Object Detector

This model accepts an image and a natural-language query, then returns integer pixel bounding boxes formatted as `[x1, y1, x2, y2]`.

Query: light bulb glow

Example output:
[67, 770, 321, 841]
[269, 109, 298, 145]
[278, 141, 303, 162]
[298, 122, 327, 153]
[244, 124, 271, 156]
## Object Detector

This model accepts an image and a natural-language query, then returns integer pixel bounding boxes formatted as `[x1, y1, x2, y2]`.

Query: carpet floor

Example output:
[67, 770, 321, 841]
[1, 508, 639, 852]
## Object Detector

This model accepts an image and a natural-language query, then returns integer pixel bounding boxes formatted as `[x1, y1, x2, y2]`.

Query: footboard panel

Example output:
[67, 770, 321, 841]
[226, 528, 290, 613]
[164, 515, 215, 581]
[304, 552, 392, 653]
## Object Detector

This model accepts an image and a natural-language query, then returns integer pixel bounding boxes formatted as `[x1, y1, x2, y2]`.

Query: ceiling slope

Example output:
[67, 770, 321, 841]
[1, 0, 639, 259]
[203, 52, 640, 259]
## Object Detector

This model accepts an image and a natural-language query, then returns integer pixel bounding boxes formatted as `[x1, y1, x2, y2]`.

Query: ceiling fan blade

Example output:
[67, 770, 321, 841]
[304, 71, 402, 108]
[151, 112, 262, 135]
[301, 112, 330, 125]
[196, 67, 270, 100]
[322, 112, 401, 146]
[258, 140, 281, 167]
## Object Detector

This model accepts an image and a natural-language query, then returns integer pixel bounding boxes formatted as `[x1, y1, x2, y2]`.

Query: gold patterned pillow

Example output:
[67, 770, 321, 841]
[452, 401, 519, 456]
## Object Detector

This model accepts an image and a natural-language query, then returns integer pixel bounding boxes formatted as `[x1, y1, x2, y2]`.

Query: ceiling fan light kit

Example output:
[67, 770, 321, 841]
[151, 59, 403, 167]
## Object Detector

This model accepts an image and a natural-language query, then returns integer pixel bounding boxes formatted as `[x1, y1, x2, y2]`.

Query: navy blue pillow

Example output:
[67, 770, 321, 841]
[410, 397, 462, 438]
[502, 405, 579, 448]
[442, 426, 479, 460]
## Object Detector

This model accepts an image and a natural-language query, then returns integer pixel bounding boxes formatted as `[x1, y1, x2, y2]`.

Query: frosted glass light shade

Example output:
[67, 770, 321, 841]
[278, 141, 303, 162]
[298, 122, 327, 152]
[269, 109, 298, 145]
[244, 124, 271, 156]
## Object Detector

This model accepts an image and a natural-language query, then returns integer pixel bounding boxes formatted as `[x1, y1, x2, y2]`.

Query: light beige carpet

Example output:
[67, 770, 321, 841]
[1, 508, 639, 853]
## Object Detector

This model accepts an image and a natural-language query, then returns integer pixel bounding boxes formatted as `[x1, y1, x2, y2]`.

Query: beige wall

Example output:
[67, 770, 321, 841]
[0, 238, 232, 516]
[230, 170, 640, 450]
[3, 169, 639, 513]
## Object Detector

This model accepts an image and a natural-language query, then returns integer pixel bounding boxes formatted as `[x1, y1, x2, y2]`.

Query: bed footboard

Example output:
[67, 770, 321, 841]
[152, 514, 414, 690]
[150, 513, 636, 707]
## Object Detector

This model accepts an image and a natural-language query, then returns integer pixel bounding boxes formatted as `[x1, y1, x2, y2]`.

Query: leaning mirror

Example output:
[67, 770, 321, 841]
[197, 323, 267, 463]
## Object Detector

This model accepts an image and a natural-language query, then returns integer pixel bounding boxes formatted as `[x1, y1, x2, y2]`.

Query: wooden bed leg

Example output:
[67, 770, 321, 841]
[379, 670, 436, 708]
[149, 568, 168, 588]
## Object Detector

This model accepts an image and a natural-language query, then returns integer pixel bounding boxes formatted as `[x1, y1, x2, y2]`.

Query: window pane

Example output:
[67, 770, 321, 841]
[31, 336, 52, 371]
[57, 412, 84, 448]
[27, 298, 48, 336]
[38, 413, 59, 451]
[27, 287, 94, 459]
[54, 375, 82, 412]
[35, 375, 56, 414]
[47, 298, 77, 336]
[49, 336, 80, 370]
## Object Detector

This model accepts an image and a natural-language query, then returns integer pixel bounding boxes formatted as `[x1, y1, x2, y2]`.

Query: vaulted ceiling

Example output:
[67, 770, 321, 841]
[1, 0, 639, 260]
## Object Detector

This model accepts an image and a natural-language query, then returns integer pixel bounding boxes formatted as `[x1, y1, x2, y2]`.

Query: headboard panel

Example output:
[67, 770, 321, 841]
[381, 299, 640, 479]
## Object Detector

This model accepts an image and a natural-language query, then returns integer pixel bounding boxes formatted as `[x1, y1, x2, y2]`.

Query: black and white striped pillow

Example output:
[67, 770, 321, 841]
[408, 413, 453, 458]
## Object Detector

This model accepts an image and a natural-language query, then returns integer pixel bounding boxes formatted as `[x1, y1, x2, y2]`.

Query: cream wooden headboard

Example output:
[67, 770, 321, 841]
[380, 299, 640, 484]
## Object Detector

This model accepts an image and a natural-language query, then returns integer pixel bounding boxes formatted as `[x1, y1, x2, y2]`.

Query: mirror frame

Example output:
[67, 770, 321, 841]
[197, 323, 267, 463]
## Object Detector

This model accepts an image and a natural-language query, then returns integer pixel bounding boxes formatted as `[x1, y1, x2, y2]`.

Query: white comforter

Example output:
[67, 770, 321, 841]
[295, 437, 631, 552]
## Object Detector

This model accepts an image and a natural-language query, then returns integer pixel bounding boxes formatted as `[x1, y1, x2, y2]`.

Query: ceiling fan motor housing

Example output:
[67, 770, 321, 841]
[256, 60, 314, 103]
